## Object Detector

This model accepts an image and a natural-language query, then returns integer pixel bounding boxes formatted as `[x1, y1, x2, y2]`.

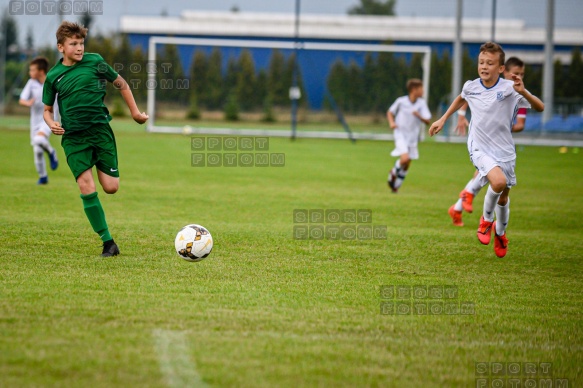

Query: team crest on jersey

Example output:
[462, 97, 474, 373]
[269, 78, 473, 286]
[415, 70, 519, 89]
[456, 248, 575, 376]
[496, 91, 504, 101]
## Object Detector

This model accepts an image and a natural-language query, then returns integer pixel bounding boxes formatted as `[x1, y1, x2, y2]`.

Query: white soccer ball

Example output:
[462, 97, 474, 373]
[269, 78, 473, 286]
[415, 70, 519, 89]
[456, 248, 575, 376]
[175, 224, 213, 262]
[182, 125, 193, 135]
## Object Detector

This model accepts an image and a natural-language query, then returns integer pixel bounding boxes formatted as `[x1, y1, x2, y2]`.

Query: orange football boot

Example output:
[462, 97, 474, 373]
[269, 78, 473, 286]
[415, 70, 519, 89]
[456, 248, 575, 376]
[448, 205, 464, 227]
[493, 221, 508, 258]
[477, 216, 493, 245]
[460, 190, 475, 213]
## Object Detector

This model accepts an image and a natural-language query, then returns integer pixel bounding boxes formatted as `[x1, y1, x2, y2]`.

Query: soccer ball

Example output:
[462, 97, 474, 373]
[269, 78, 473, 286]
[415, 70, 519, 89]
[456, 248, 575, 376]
[182, 125, 193, 135]
[175, 224, 213, 262]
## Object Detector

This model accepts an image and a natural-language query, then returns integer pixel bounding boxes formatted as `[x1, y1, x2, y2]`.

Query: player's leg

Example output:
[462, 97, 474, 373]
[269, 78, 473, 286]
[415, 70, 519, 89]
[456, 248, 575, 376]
[77, 168, 97, 194]
[451, 172, 474, 226]
[492, 160, 515, 257]
[97, 170, 119, 194]
[32, 144, 48, 184]
[493, 187, 510, 258]
[394, 139, 419, 191]
[468, 170, 484, 195]
[78, 170, 119, 257]
[476, 167, 506, 244]
[94, 124, 120, 194]
[388, 132, 407, 192]
[32, 129, 58, 168]
[64, 131, 119, 257]
[458, 170, 481, 213]
[77, 168, 114, 243]
[77, 168, 111, 239]
[451, 169, 477, 225]
[470, 149, 506, 245]
[393, 152, 411, 190]
[93, 124, 120, 256]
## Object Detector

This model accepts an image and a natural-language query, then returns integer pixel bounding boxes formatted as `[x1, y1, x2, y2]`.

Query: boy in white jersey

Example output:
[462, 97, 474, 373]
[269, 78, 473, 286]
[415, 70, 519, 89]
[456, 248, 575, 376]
[387, 79, 431, 193]
[449, 57, 528, 226]
[19, 57, 59, 184]
[429, 42, 544, 258]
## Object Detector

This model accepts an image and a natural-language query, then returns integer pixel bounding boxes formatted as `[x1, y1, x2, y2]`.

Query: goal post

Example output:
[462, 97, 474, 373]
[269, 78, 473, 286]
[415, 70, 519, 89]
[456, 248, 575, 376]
[146, 36, 431, 140]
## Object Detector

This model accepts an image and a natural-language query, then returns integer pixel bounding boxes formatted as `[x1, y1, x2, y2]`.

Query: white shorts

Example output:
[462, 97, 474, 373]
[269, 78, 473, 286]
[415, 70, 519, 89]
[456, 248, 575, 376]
[30, 124, 51, 145]
[470, 150, 517, 188]
[390, 130, 419, 160]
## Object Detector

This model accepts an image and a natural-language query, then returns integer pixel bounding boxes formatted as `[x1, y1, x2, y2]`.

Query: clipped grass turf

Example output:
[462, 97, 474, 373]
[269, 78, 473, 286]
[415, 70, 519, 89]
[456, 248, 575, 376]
[0, 117, 581, 387]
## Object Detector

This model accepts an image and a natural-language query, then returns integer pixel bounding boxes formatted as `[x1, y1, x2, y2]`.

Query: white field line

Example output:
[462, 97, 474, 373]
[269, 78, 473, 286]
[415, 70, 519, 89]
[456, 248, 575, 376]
[152, 329, 208, 388]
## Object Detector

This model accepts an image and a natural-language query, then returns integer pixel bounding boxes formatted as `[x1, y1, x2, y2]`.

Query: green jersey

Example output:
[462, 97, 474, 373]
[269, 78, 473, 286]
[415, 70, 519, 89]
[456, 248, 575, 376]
[43, 52, 119, 133]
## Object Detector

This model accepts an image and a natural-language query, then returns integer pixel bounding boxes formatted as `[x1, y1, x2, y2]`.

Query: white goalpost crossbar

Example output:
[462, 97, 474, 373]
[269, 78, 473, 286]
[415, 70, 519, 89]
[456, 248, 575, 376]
[146, 36, 432, 140]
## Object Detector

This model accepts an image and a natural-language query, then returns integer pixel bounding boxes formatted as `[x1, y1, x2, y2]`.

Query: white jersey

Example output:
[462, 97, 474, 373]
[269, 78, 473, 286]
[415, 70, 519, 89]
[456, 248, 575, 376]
[388, 96, 431, 142]
[20, 79, 59, 138]
[461, 78, 530, 162]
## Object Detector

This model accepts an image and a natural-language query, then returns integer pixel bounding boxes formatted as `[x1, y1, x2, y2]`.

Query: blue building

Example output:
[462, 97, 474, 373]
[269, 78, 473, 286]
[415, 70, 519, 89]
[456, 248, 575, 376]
[121, 11, 583, 109]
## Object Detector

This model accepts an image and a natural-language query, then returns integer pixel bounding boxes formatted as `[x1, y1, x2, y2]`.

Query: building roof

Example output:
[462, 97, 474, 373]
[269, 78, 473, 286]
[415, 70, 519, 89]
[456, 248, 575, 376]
[120, 11, 583, 46]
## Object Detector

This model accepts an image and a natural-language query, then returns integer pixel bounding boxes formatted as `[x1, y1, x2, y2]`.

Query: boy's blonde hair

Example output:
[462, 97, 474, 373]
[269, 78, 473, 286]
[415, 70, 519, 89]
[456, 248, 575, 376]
[56, 21, 88, 45]
[479, 41, 505, 66]
[406, 78, 423, 93]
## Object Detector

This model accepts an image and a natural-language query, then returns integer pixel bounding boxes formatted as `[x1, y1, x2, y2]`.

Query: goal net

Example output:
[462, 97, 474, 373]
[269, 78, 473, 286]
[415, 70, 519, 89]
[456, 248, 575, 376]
[146, 36, 431, 141]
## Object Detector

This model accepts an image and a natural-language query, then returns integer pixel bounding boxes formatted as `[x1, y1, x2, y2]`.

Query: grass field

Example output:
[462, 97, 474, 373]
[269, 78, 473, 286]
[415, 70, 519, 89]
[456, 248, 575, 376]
[0, 117, 581, 387]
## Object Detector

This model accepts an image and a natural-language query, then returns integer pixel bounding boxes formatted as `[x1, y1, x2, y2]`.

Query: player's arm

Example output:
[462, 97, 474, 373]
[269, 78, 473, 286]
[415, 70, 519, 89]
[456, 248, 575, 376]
[19, 81, 34, 107]
[412, 111, 431, 125]
[512, 116, 526, 133]
[429, 95, 466, 136]
[511, 74, 544, 112]
[387, 111, 397, 129]
[113, 75, 149, 124]
[455, 102, 469, 135]
[43, 105, 64, 135]
[19, 98, 35, 107]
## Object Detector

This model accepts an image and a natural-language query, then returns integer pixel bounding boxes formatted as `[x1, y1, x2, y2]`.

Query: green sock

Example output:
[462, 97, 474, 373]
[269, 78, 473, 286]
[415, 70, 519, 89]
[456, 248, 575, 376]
[80, 192, 112, 242]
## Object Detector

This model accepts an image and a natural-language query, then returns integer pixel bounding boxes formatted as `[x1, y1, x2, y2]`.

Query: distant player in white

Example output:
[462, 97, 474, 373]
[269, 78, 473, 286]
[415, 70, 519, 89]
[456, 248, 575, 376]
[449, 57, 529, 226]
[429, 42, 544, 258]
[386, 79, 431, 193]
[19, 57, 59, 184]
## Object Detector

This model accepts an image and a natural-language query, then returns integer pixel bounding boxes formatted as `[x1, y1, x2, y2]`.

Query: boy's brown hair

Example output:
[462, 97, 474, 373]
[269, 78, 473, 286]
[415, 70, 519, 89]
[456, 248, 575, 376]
[30, 57, 49, 73]
[505, 56, 524, 69]
[406, 78, 423, 93]
[480, 41, 505, 66]
[56, 21, 88, 45]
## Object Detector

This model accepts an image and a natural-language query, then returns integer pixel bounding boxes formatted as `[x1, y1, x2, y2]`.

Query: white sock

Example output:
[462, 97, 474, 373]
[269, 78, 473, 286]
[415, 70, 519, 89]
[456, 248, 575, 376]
[463, 177, 475, 193]
[395, 159, 401, 171]
[394, 168, 408, 189]
[495, 198, 510, 235]
[453, 198, 463, 212]
[469, 175, 484, 195]
[32, 134, 55, 155]
[33, 145, 47, 178]
[483, 186, 502, 222]
[389, 160, 401, 182]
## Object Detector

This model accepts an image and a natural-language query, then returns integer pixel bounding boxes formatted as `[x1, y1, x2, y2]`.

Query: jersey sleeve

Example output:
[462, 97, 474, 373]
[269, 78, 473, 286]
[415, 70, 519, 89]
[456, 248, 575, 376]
[42, 77, 56, 106]
[388, 98, 400, 115]
[419, 99, 431, 120]
[516, 92, 531, 110]
[95, 54, 119, 82]
[20, 80, 33, 100]
[460, 80, 472, 99]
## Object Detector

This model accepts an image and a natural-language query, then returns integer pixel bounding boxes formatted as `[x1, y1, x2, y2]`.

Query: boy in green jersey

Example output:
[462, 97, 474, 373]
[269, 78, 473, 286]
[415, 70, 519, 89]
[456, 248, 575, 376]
[43, 21, 148, 257]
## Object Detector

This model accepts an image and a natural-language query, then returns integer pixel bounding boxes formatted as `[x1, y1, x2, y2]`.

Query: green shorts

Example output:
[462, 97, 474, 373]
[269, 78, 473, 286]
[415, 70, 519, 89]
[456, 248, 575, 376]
[61, 123, 119, 180]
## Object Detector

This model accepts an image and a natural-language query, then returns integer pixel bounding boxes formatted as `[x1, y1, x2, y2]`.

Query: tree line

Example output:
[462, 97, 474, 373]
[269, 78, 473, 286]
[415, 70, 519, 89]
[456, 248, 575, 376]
[327, 47, 583, 114]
